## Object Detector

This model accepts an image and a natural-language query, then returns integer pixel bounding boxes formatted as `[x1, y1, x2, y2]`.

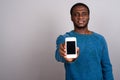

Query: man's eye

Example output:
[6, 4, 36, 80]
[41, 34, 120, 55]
[82, 12, 88, 16]
[73, 13, 80, 16]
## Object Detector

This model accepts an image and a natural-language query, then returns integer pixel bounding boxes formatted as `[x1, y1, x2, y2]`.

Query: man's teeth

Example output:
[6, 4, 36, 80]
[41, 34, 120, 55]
[79, 21, 83, 23]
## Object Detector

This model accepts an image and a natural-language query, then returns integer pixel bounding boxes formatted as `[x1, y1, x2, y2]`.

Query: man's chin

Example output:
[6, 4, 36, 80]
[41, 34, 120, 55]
[76, 25, 87, 29]
[74, 23, 88, 29]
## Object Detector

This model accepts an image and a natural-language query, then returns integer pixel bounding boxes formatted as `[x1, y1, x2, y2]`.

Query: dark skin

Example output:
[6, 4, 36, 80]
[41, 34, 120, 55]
[59, 6, 92, 62]
[71, 6, 92, 34]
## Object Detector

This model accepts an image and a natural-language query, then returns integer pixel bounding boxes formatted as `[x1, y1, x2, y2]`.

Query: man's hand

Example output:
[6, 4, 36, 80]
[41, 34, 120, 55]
[59, 43, 79, 62]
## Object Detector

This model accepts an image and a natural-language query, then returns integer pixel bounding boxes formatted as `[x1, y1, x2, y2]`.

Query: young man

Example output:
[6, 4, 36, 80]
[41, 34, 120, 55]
[55, 3, 114, 80]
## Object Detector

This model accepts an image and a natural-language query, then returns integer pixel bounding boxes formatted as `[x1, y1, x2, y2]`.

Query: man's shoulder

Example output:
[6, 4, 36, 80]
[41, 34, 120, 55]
[93, 32, 105, 39]
[56, 31, 73, 44]
[93, 32, 106, 42]
[57, 31, 73, 39]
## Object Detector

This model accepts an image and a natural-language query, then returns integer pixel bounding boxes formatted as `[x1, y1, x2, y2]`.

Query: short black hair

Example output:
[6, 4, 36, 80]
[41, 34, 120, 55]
[70, 3, 90, 15]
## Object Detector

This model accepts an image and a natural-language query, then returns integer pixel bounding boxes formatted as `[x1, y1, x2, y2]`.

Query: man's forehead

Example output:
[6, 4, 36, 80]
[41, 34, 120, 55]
[73, 6, 88, 11]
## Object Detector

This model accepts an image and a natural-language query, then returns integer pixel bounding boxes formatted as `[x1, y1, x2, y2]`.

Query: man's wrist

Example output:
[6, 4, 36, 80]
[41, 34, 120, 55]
[66, 58, 76, 62]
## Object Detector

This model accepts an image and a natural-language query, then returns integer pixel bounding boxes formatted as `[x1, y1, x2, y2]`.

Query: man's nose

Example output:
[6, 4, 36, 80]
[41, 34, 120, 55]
[78, 15, 83, 19]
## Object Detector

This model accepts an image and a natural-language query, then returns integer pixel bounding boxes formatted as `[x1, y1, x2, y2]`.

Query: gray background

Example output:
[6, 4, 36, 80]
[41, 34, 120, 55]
[0, 0, 120, 80]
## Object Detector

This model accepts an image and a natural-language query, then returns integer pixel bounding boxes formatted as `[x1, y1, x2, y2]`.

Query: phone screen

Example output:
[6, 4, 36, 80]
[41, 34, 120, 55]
[67, 41, 75, 54]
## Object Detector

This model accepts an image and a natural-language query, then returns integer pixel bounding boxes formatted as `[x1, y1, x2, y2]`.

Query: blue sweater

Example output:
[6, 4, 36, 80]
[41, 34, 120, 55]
[55, 30, 114, 80]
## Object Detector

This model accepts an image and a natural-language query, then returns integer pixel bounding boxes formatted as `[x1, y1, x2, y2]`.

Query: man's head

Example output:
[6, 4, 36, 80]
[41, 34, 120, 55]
[70, 3, 90, 29]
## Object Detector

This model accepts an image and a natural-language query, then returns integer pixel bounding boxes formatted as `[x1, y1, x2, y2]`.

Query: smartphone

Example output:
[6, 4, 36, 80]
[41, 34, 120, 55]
[65, 37, 77, 58]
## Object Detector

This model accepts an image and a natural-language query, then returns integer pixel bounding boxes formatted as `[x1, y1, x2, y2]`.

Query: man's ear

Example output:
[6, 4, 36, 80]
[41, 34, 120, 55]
[71, 16, 73, 22]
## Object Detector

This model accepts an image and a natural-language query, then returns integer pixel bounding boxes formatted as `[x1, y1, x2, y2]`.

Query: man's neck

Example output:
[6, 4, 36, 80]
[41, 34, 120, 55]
[74, 27, 92, 34]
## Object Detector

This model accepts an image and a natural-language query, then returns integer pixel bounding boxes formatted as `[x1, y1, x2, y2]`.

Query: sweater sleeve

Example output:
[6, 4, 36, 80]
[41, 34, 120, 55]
[55, 35, 66, 63]
[101, 37, 114, 80]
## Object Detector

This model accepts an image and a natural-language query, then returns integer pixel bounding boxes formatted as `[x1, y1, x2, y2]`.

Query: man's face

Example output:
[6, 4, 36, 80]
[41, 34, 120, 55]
[71, 6, 89, 29]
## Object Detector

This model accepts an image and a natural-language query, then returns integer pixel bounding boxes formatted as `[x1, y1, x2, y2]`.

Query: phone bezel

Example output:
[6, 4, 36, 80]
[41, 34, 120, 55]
[65, 37, 77, 58]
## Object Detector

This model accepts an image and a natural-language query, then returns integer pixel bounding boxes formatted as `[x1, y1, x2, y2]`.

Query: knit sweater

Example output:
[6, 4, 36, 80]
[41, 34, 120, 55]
[55, 30, 114, 80]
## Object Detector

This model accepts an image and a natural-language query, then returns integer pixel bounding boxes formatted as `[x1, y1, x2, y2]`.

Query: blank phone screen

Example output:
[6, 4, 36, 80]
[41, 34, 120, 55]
[67, 41, 75, 54]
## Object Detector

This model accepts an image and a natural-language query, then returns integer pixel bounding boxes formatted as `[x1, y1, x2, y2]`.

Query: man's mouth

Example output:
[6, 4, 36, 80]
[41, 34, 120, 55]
[78, 21, 84, 24]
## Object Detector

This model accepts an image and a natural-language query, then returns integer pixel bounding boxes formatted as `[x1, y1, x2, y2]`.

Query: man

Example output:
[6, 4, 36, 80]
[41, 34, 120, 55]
[55, 3, 114, 80]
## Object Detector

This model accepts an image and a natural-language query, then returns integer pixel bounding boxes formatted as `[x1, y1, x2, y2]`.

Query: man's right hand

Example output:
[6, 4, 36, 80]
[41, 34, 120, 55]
[59, 43, 79, 62]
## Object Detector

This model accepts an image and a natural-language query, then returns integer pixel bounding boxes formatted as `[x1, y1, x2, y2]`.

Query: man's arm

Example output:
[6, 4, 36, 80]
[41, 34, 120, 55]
[101, 38, 114, 80]
[55, 35, 66, 63]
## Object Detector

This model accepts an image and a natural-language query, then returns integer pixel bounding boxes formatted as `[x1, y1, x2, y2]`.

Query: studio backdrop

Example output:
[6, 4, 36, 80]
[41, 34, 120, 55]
[0, 0, 120, 80]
